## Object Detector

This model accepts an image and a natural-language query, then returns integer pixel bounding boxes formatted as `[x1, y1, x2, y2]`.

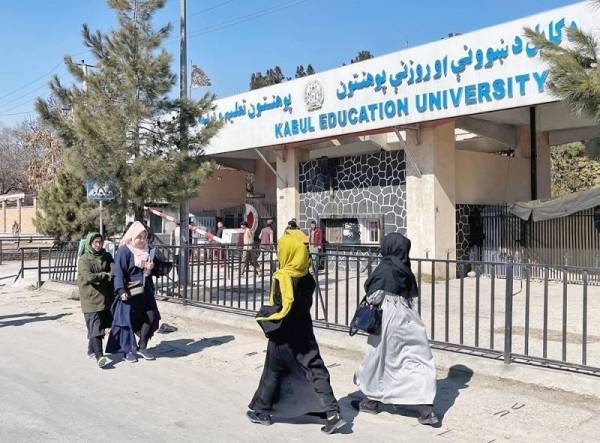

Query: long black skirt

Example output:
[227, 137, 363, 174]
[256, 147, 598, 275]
[249, 338, 338, 418]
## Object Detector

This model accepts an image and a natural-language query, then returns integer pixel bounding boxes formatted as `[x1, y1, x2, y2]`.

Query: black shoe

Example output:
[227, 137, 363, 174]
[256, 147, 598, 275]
[246, 410, 272, 426]
[137, 348, 156, 361]
[418, 411, 440, 426]
[351, 398, 380, 414]
[321, 412, 346, 434]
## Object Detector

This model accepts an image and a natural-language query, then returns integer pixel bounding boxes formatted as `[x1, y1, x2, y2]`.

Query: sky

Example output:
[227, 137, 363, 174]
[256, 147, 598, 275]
[0, 0, 580, 126]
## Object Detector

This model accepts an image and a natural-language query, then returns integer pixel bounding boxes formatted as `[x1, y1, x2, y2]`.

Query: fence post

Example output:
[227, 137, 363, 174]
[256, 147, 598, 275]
[504, 259, 514, 365]
[37, 248, 42, 288]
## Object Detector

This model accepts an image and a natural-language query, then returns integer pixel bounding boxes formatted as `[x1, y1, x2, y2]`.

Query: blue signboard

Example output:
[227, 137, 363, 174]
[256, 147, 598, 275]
[86, 180, 115, 201]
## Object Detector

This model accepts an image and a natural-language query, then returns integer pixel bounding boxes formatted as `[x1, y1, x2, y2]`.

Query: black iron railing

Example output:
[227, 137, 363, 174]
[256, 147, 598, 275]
[18, 242, 600, 376]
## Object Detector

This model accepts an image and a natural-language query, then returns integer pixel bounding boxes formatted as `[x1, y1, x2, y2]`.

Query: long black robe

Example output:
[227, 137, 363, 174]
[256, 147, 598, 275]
[249, 273, 339, 417]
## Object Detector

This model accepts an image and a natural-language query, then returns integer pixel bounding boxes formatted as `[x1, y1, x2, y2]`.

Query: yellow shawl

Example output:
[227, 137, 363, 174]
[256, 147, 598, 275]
[256, 229, 309, 322]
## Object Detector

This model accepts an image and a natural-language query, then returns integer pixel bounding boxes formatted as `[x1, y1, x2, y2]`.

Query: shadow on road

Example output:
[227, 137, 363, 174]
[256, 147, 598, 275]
[0, 312, 46, 321]
[433, 364, 474, 419]
[337, 364, 473, 428]
[153, 335, 235, 358]
[0, 312, 71, 328]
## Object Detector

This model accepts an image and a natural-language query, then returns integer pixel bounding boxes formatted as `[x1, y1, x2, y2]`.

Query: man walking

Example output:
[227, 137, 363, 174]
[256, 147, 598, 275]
[258, 219, 274, 260]
[309, 220, 324, 270]
[240, 221, 261, 275]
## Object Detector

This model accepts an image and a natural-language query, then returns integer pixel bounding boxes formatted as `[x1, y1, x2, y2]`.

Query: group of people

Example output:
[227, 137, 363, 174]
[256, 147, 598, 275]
[76, 218, 439, 434]
[247, 230, 439, 434]
[77, 221, 163, 367]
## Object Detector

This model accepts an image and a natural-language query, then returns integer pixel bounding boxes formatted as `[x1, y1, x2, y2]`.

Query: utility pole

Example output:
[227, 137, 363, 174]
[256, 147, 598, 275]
[179, 0, 190, 296]
[80, 59, 104, 237]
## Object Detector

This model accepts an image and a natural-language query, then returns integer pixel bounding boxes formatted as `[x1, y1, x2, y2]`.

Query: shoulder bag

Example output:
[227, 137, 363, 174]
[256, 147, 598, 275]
[349, 296, 383, 336]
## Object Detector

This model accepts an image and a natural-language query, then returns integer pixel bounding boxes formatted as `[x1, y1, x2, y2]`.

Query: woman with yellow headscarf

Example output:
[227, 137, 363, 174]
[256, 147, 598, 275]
[247, 229, 346, 435]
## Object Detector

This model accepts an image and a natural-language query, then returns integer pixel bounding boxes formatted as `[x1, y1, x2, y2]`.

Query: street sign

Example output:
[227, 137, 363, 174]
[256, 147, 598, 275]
[86, 180, 115, 201]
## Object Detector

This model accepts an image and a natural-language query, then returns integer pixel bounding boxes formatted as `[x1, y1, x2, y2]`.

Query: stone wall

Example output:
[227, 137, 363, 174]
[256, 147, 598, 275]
[298, 150, 406, 238]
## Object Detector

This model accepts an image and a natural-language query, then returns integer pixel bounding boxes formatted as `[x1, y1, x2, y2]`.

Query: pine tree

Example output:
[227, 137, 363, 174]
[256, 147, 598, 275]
[295, 65, 306, 78]
[524, 3, 600, 159]
[249, 65, 290, 90]
[294, 64, 316, 78]
[551, 142, 600, 197]
[35, 0, 221, 231]
[34, 170, 100, 241]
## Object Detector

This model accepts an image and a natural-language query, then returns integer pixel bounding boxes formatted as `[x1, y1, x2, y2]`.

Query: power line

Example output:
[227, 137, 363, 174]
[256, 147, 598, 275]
[0, 110, 35, 118]
[187, 0, 308, 39]
[0, 72, 63, 110]
[190, 0, 237, 16]
[0, 60, 63, 103]
[0, 49, 89, 106]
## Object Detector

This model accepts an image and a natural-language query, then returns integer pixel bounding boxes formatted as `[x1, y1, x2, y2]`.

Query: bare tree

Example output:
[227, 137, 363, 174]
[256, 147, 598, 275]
[0, 126, 27, 194]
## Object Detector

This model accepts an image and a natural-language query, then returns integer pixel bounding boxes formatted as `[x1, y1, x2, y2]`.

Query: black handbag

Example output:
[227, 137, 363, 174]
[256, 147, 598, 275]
[127, 279, 145, 297]
[349, 296, 383, 336]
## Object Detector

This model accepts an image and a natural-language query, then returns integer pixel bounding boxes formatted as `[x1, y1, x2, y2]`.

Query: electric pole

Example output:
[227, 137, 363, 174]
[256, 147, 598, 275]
[179, 0, 190, 296]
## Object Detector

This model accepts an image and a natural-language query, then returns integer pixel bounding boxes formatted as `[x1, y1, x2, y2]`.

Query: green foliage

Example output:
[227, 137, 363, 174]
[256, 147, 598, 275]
[34, 171, 96, 240]
[35, 0, 221, 227]
[350, 50, 374, 64]
[249, 66, 289, 90]
[295, 64, 315, 78]
[551, 142, 600, 197]
[525, 4, 600, 161]
[342, 50, 374, 66]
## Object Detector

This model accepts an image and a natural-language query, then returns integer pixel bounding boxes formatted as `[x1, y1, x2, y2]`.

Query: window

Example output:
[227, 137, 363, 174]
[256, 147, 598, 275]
[323, 218, 359, 244]
[369, 221, 380, 243]
[359, 219, 380, 245]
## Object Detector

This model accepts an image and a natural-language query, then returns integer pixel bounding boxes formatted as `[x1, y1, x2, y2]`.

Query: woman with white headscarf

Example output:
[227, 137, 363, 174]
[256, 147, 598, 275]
[106, 221, 161, 363]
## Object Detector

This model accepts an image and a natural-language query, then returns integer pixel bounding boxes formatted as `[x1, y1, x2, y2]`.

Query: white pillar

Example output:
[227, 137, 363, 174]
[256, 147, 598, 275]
[405, 121, 456, 261]
[275, 148, 303, 238]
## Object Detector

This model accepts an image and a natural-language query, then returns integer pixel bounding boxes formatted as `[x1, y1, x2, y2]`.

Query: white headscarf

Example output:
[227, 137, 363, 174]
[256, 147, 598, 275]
[120, 221, 149, 268]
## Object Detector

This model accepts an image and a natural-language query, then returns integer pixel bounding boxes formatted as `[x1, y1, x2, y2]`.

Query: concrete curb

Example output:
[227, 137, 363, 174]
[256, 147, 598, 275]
[156, 297, 600, 400]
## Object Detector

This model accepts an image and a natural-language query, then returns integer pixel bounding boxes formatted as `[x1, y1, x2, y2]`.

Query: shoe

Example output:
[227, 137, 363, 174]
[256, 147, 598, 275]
[97, 356, 109, 368]
[321, 412, 346, 434]
[418, 411, 440, 426]
[124, 352, 138, 363]
[351, 398, 380, 414]
[87, 352, 95, 360]
[137, 348, 156, 361]
[246, 410, 272, 426]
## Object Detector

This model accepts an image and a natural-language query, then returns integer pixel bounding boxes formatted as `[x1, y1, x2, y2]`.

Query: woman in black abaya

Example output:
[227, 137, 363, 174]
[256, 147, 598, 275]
[247, 229, 345, 435]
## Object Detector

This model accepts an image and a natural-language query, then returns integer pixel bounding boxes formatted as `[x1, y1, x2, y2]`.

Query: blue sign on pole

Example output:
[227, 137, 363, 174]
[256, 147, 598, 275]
[86, 180, 115, 201]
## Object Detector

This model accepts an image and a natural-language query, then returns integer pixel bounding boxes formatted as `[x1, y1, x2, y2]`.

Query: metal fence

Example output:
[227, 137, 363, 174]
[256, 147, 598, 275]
[19, 242, 600, 376]
[460, 205, 600, 281]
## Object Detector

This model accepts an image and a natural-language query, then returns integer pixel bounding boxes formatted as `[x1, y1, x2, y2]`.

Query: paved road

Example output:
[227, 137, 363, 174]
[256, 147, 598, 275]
[1, 281, 599, 442]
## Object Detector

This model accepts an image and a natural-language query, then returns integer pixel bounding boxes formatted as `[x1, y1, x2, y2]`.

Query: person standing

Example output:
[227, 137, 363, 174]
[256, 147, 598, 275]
[240, 221, 261, 275]
[213, 220, 225, 264]
[308, 220, 324, 270]
[77, 232, 114, 369]
[258, 219, 274, 260]
[247, 229, 346, 434]
[106, 221, 161, 363]
[171, 224, 181, 280]
[353, 232, 439, 426]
